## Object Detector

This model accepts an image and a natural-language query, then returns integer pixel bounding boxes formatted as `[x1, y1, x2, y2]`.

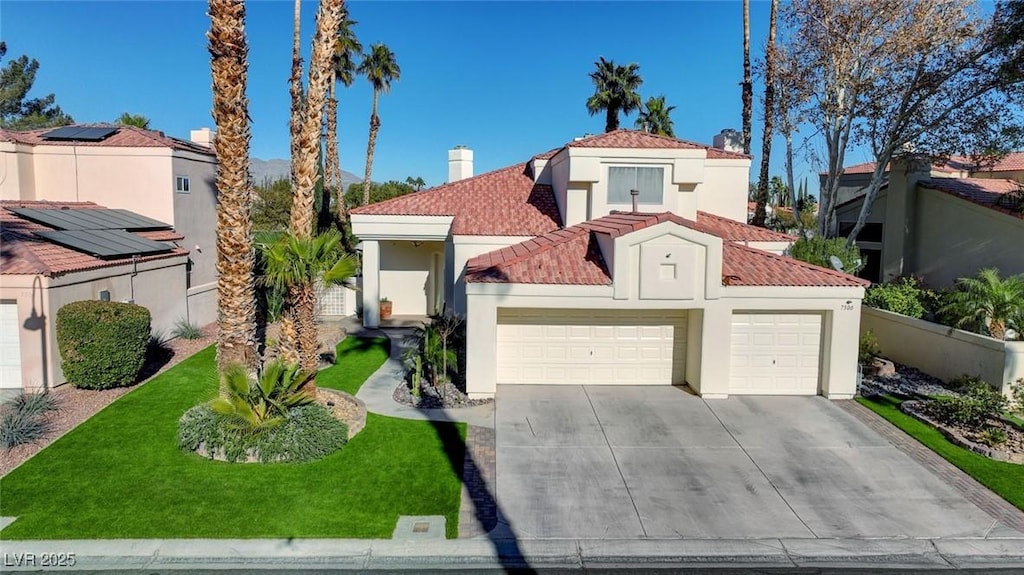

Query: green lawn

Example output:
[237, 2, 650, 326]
[857, 395, 1024, 511]
[0, 337, 465, 539]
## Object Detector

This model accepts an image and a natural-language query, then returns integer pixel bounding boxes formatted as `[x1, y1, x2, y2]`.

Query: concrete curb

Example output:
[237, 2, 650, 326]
[2, 537, 1023, 571]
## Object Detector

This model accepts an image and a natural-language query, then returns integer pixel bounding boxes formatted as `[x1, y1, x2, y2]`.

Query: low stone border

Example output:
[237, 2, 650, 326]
[319, 387, 367, 440]
[900, 400, 1022, 463]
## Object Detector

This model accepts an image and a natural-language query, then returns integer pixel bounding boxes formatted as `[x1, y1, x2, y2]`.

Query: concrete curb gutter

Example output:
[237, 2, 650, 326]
[2, 537, 1023, 571]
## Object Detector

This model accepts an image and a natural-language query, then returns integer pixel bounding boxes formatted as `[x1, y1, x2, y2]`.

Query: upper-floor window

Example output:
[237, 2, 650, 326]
[608, 166, 663, 205]
[176, 176, 191, 193]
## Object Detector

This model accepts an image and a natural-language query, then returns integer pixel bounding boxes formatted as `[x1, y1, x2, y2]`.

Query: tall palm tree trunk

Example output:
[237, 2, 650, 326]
[362, 90, 380, 206]
[289, 0, 303, 170]
[605, 106, 617, 133]
[741, 0, 752, 155]
[208, 0, 257, 372]
[752, 0, 778, 228]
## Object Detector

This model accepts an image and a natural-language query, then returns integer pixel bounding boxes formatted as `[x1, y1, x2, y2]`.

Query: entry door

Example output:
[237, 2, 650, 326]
[0, 302, 22, 390]
[729, 312, 822, 395]
[496, 309, 687, 385]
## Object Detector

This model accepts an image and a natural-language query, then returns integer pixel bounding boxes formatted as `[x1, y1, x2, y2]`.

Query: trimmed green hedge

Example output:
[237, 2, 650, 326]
[56, 300, 151, 390]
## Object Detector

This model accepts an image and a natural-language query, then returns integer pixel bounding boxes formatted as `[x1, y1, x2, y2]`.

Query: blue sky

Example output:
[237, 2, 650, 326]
[1, 0, 853, 190]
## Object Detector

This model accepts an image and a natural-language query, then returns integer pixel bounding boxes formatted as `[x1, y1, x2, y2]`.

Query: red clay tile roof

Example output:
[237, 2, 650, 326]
[828, 154, 1024, 177]
[978, 152, 1024, 172]
[466, 211, 861, 287]
[921, 177, 1023, 219]
[0, 124, 214, 156]
[566, 129, 750, 160]
[722, 243, 868, 287]
[693, 211, 796, 242]
[350, 163, 562, 236]
[1, 200, 187, 277]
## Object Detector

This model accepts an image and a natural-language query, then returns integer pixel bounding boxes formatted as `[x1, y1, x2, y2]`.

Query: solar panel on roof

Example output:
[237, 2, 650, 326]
[8, 208, 171, 231]
[35, 229, 173, 259]
[41, 126, 116, 142]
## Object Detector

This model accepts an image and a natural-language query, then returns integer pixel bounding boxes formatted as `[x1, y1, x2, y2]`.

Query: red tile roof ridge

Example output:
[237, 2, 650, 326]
[695, 211, 797, 242]
[350, 162, 527, 216]
[566, 129, 750, 159]
[726, 242, 870, 287]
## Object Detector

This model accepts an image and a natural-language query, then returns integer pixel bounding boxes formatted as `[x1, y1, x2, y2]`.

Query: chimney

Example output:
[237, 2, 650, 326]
[190, 127, 216, 148]
[448, 146, 473, 182]
[712, 128, 743, 153]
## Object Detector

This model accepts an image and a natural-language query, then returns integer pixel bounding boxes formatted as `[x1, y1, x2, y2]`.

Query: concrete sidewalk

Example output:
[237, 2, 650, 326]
[351, 326, 494, 429]
[2, 537, 1023, 571]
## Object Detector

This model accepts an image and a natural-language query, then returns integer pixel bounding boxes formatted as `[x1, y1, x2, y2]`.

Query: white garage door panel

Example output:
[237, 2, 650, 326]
[497, 309, 686, 385]
[0, 302, 23, 390]
[730, 313, 821, 395]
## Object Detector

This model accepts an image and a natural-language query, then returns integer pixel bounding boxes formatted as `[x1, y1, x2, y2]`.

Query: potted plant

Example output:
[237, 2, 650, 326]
[379, 297, 393, 320]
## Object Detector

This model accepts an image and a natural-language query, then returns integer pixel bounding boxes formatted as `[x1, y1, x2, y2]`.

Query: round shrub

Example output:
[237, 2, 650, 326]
[56, 300, 151, 389]
[178, 404, 347, 463]
[864, 276, 929, 319]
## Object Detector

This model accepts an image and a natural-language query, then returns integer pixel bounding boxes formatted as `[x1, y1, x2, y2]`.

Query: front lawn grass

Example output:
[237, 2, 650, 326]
[0, 337, 465, 539]
[857, 395, 1024, 511]
[316, 336, 390, 395]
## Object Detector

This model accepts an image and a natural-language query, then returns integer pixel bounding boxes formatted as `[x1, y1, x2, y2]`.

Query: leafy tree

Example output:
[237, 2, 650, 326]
[208, 0, 257, 371]
[344, 179, 414, 208]
[940, 268, 1024, 340]
[585, 57, 643, 132]
[0, 42, 73, 130]
[787, 236, 863, 274]
[405, 176, 426, 191]
[634, 95, 676, 137]
[752, 0, 779, 228]
[779, 0, 1024, 240]
[252, 177, 293, 231]
[115, 112, 150, 129]
[358, 43, 401, 207]
[261, 229, 358, 380]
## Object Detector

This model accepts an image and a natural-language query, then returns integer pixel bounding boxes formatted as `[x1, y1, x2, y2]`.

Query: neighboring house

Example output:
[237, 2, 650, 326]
[835, 157, 1024, 286]
[351, 130, 868, 400]
[821, 156, 978, 207]
[0, 124, 219, 324]
[0, 200, 189, 394]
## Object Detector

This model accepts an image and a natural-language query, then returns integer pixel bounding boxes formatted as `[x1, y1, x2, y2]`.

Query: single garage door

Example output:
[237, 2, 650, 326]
[730, 312, 822, 395]
[496, 309, 686, 385]
[0, 301, 22, 390]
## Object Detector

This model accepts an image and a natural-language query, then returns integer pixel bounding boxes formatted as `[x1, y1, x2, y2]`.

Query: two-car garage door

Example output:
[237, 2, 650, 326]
[495, 308, 823, 394]
[496, 309, 687, 385]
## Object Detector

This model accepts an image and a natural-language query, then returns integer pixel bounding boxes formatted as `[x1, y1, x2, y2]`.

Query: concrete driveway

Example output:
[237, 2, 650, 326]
[495, 385, 1020, 540]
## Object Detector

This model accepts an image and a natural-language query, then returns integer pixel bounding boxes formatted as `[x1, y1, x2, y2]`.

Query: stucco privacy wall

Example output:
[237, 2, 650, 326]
[0, 256, 187, 390]
[912, 190, 1024, 287]
[861, 307, 1024, 394]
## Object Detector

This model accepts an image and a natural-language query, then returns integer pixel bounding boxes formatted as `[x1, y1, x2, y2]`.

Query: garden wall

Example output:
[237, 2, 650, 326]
[861, 307, 1024, 395]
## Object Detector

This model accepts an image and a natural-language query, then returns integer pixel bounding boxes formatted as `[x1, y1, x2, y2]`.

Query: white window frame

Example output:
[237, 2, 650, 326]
[607, 166, 665, 206]
[175, 176, 191, 194]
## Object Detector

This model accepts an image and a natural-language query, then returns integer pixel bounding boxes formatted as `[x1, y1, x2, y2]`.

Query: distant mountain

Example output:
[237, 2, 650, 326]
[250, 158, 362, 190]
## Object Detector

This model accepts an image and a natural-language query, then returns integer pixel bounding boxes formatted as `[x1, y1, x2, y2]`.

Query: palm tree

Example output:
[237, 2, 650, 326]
[289, 0, 344, 239]
[327, 13, 362, 236]
[358, 42, 401, 206]
[752, 0, 779, 228]
[116, 113, 150, 129]
[289, 0, 303, 168]
[741, 0, 752, 155]
[208, 0, 257, 371]
[405, 176, 426, 191]
[940, 268, 1024, 340]
[634, 95, 676, 137]
[586, 57, 643, 132]
[261, 229, 358, 381]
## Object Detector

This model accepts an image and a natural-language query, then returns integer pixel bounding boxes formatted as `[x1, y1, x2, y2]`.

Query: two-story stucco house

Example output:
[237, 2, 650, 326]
[351, 130, 868, 400]
[0, 124, 219, 324]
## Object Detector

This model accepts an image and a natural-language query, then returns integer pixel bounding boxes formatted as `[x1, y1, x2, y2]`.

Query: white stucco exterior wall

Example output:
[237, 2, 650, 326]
[0, 255, 188, 390]
[378, 240, 444, 316]
[694, 160, 750, 223]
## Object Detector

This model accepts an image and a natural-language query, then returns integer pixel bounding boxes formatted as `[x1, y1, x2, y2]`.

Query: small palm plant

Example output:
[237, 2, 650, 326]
[940, 268, 1024, 340]
[210, 361, 315, 437]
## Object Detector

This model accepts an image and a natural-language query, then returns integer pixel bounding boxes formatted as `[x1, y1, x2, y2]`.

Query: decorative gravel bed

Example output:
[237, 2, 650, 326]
[393, 380, 492, 409]
[902, 400, 1024, 463]
[0, 323, 217, 477]
[859, 361, 959, 399]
